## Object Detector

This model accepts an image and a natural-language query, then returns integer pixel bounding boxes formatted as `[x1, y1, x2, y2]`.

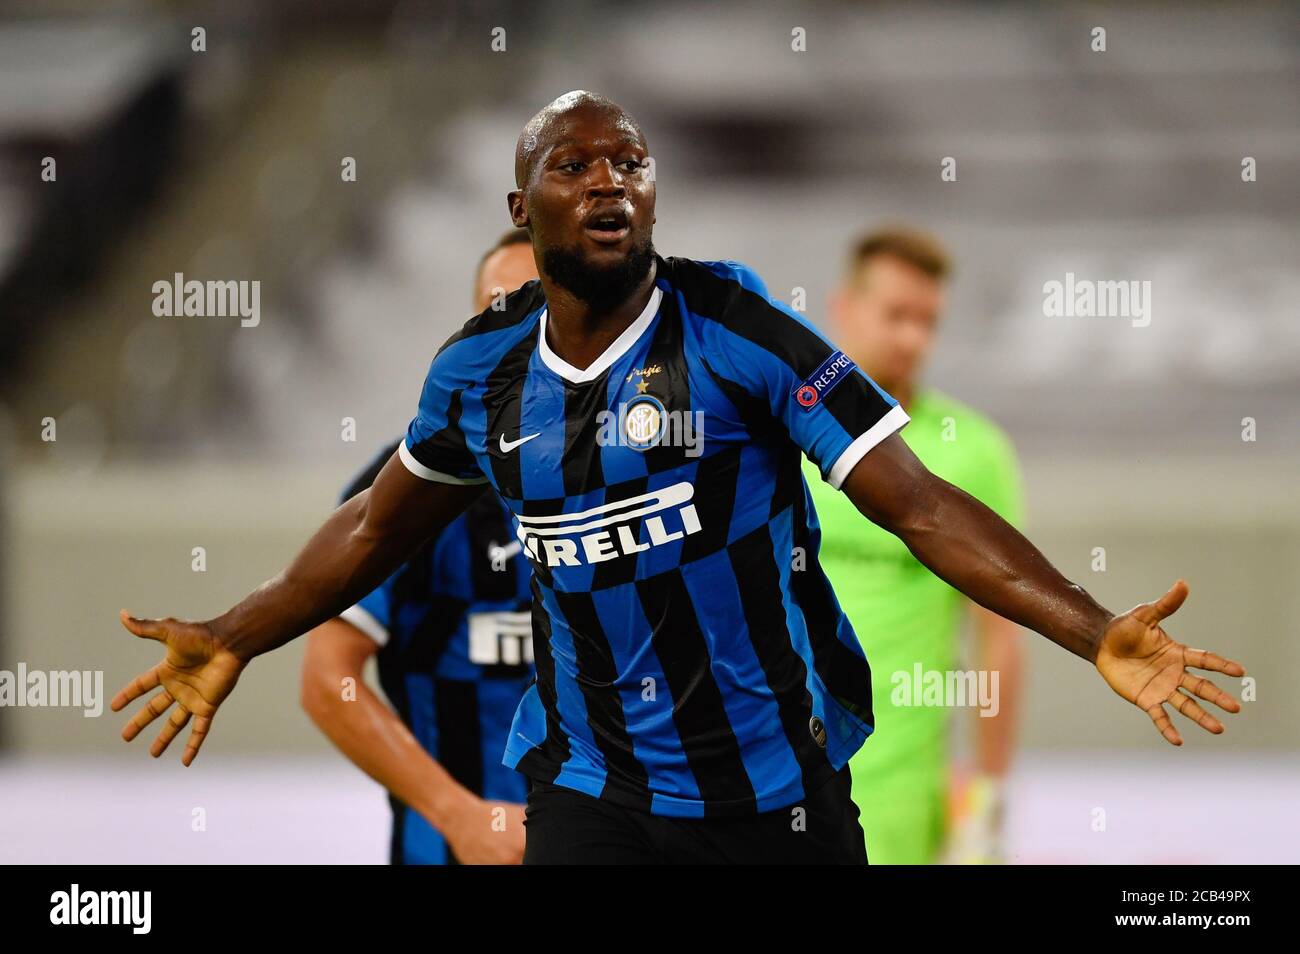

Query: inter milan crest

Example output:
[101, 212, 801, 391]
[623, 393, 666, 449]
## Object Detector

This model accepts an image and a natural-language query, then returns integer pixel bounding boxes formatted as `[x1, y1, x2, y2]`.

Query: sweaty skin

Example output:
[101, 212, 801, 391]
[114, 91, 1245, 769]
[508, 92, 658, 372]
[826, 244, 1025, 862]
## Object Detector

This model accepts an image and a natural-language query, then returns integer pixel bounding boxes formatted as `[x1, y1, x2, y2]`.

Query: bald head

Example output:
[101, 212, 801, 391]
[514, 90, 646, 189]
[506, 91, 657, 308]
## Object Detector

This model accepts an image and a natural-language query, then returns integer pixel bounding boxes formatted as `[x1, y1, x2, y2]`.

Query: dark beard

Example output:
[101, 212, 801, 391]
[541, 238, 656, 313]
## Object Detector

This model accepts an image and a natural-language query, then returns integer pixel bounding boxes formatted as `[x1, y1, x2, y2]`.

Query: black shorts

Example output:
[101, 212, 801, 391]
[522, 765, 868, 865]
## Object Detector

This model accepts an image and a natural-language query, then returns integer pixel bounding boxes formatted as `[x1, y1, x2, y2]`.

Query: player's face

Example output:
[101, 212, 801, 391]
[833, 255, 944, 391]
[514, 105, 655, 269]
[474, 242, 540, 313]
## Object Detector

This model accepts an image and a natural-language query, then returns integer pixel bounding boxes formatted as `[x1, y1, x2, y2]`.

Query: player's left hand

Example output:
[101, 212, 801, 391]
[1094, 580, 1246, 745]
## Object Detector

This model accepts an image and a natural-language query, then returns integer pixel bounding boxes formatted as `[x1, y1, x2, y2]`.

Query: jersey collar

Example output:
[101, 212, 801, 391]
[536, 285, 663, 385]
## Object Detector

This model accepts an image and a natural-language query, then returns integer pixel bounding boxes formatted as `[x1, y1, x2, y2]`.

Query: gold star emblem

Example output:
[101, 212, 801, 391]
[635, 377, 649, 394]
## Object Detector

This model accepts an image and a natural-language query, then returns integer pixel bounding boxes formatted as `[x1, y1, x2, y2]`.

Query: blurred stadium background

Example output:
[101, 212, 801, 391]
[1, 0, 1296, 863]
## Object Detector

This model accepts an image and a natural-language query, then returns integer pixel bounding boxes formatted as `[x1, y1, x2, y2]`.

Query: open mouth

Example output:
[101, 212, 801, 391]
[583, 206, 631, 244]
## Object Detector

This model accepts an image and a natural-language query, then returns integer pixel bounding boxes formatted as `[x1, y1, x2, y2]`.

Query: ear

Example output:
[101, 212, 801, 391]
[507, 190, 528, 228]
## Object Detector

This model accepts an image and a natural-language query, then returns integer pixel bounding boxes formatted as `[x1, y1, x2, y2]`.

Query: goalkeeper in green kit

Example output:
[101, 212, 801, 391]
[805, 228, 1025, 864]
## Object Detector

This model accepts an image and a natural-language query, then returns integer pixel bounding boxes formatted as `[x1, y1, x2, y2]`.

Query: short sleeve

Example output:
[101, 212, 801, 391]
[694, 260, 909, 489]
[340, 580, 395, 647]
[402, 344, 489, 485]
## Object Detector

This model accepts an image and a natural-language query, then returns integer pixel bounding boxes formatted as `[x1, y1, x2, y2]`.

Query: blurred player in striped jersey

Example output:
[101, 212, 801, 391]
[805, 228, 1024, 863]
[299, 230, 538, 864]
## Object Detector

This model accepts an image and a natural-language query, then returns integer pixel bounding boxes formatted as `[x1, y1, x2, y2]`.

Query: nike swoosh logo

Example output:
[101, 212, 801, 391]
[499, 432, 541, 453]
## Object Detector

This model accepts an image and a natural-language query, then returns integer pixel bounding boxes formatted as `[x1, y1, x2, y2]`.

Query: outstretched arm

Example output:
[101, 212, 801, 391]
[843, 434, 1108, 659]
[841, 435, 1245, 745]
[219, 455, 483, 660]
[112, 451, 483, 764]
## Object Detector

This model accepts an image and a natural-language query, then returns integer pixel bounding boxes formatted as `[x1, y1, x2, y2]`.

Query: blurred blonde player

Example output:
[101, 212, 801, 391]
[804, 228, 1024, 864]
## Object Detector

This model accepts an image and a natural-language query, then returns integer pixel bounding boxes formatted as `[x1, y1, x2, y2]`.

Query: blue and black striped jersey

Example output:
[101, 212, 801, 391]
[401, 256, 909, 818]
[338, 442, 534, 863]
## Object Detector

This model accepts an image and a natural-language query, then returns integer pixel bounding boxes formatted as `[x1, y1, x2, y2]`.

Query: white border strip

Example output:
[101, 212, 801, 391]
[537, 286, 663, 384]
[340, 604, 389, 647]
[825, 404, 911, 490]
[399, 439, 488, 485]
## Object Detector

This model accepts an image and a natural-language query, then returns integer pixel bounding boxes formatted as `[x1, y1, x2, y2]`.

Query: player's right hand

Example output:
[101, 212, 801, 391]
[112, 610, 247, 766]
[441, 797, 527, 865]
